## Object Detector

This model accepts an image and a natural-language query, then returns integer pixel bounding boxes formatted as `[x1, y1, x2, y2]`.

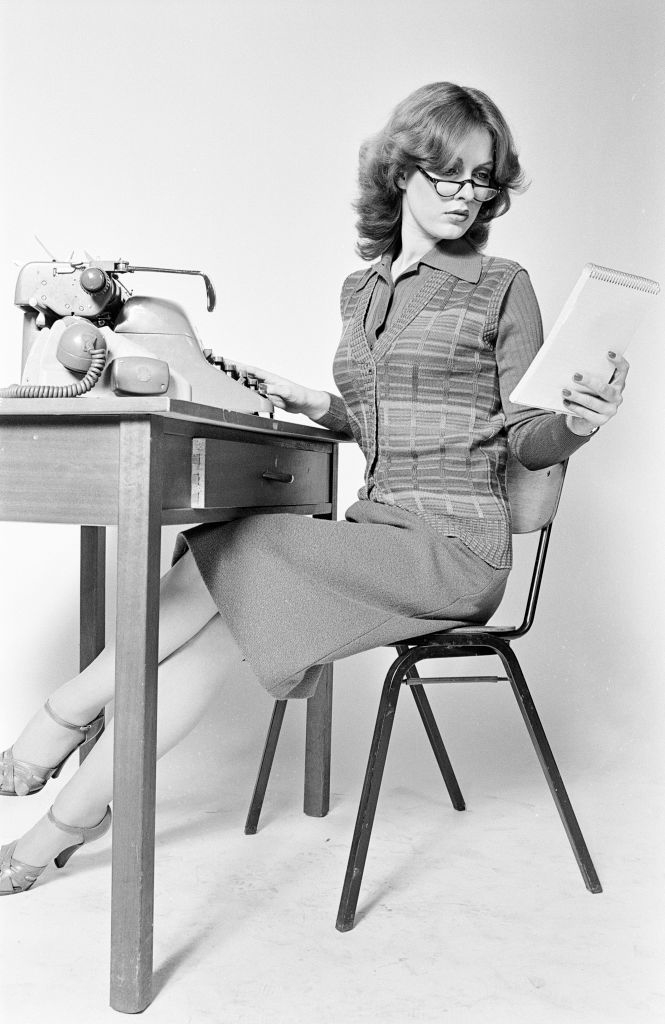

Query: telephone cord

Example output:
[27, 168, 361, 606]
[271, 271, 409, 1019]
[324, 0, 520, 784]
[0, 350, 107, 398]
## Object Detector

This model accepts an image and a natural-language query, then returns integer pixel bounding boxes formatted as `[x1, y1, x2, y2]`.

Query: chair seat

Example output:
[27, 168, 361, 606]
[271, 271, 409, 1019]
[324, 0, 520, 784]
[397, 624, 515, 645]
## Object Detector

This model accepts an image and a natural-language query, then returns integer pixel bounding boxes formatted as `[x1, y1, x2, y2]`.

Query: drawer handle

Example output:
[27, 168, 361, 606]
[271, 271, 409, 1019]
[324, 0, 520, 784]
[262, 469, 294, 484]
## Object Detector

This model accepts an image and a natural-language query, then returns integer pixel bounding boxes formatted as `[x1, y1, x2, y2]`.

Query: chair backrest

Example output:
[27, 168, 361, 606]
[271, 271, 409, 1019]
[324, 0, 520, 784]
[506, 455, 566, 535]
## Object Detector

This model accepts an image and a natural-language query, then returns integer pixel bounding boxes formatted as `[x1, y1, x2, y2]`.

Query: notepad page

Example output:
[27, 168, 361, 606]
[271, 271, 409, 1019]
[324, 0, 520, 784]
[509, 263, 660, 413]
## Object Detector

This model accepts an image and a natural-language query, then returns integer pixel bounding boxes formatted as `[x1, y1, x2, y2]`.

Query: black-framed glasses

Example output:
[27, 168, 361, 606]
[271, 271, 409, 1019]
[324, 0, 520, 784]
[416, 166, 500, 203]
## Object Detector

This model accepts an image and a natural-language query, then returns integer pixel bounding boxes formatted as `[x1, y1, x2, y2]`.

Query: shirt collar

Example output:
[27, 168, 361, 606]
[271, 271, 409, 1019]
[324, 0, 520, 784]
[417, 239, 482, 283]
[357, 238, 482, 290]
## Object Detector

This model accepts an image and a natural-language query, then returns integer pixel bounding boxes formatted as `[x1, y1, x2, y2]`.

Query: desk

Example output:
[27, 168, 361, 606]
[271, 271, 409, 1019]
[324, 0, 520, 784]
[0, 397, 341, 1013]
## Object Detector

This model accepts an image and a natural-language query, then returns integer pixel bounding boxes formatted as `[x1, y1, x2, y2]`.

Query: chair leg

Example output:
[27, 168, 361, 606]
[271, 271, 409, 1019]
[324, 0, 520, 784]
[336, 669, 403, 932]
[408, 680, 466, 811]
[244, 700, 288, 835]
[494, 639, 602, 894]
[395, 646, 464, 810]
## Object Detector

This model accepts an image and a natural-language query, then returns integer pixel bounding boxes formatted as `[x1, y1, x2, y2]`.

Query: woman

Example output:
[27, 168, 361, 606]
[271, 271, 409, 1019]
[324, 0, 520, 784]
[0, 82, 626, 893]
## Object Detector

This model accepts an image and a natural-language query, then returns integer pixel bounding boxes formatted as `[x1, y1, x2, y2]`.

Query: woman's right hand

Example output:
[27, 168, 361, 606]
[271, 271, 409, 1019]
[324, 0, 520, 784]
[230, 360, 331, 420]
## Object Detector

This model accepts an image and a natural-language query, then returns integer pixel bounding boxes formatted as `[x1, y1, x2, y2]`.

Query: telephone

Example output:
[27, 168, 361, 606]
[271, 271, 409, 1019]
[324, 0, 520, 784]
[0, 256, 273, 416]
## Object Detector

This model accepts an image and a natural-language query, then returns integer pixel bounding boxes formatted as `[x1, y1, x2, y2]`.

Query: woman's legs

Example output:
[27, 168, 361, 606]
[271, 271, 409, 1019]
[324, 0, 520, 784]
[12, 612, 258, 865]
[12, 549, 220, 769]
[6, 547, 261, 867]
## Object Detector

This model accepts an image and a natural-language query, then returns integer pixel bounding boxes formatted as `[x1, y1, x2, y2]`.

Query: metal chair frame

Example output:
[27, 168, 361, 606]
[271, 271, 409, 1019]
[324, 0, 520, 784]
[245, 462, 603, 931]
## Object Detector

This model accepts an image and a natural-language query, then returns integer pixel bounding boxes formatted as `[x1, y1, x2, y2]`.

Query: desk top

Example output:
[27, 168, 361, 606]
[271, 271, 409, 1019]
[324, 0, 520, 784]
[0, 396, 349, 443]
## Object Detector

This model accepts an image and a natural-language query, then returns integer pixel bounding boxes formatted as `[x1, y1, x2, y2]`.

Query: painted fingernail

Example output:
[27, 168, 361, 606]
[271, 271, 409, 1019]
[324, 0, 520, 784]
[608, 351, 616, 359]
[573, 373, 583, 382]
[562, 388, 572, 397]
[562, 398, 571, 405]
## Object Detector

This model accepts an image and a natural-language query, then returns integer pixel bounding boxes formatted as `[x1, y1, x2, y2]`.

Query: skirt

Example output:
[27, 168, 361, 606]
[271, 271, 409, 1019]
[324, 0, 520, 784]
[172, 499, 510, 699]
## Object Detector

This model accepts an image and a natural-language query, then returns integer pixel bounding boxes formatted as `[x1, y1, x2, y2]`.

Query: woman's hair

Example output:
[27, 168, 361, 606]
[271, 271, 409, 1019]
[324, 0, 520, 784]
[354, 82, 527, 259]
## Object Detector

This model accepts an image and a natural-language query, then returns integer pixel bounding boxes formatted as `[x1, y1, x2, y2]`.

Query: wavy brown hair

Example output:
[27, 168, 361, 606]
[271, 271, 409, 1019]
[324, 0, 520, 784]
[354, 82, 527, 259]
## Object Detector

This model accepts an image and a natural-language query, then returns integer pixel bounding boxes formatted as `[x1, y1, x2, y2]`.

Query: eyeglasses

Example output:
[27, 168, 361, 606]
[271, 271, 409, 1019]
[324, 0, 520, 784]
[416, 166, 500, 203]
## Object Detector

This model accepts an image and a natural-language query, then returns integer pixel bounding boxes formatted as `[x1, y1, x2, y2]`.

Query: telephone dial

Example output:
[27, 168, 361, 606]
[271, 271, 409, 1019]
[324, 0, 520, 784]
[0, 256, 273, 417]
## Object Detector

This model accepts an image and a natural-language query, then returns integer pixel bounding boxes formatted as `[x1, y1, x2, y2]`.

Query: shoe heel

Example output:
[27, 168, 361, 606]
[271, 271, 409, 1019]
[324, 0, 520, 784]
[54, 843, 80, 869]
[50, 754, 70, 780]
[48, 805, 112, 871]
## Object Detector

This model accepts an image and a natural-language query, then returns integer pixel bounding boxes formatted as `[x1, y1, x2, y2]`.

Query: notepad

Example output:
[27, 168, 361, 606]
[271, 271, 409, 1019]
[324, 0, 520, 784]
[509, 263, 660, 413]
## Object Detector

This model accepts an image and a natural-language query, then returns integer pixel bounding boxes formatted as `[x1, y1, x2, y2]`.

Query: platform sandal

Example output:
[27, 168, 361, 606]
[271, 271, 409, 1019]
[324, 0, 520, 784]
[0, 700, 105, 796]
[0, 804, 112, 895]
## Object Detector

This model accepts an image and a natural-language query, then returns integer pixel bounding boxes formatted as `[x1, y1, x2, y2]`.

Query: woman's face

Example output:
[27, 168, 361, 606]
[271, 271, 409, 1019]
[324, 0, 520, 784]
[398, 126, 494, 247]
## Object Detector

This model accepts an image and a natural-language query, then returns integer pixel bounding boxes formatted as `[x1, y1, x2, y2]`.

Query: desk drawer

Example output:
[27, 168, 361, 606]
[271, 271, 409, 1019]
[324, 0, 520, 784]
[190, 437, 331, 509]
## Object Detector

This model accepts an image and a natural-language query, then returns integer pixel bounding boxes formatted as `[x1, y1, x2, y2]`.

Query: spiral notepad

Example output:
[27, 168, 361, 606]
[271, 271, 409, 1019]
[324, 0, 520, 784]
[509, 263, 660, 413]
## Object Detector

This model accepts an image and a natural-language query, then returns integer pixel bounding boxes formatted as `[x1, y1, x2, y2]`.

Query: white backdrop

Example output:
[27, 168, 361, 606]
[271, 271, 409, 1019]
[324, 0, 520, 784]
[0, 0, 663, 813]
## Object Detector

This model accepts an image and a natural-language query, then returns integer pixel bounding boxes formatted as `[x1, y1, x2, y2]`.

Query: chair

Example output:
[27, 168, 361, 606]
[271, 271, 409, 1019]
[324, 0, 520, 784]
[245, 456, 603, 931]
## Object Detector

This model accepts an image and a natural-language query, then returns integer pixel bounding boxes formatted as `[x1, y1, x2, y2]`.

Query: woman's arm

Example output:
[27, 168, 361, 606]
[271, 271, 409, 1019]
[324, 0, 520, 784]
[497, 271, 628, 469]
[228, 360, 354, 435]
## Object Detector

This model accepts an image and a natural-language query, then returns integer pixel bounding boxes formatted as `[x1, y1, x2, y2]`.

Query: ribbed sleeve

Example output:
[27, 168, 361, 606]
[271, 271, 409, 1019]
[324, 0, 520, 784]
[313, 392, 354, 436]
[311, 271, 365, 438]
[497, 270, 593, 470]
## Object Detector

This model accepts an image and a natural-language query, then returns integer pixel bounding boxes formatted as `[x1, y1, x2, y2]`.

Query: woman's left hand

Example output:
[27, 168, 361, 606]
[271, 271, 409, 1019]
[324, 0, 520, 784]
[562, 351, 630, 436]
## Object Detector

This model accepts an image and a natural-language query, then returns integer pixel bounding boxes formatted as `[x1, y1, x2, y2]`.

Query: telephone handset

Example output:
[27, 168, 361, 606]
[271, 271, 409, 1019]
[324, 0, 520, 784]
[1, 256, 273, 416]
[2, 317, 108, 398]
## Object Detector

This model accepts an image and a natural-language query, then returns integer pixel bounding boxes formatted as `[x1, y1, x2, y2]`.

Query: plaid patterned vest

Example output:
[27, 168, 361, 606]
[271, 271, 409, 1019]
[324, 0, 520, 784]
[332, 256, 523, 568]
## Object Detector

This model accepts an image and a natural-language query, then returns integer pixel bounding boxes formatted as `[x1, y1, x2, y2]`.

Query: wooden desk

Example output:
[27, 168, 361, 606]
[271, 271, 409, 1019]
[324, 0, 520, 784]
[0, 397, 341, 1013]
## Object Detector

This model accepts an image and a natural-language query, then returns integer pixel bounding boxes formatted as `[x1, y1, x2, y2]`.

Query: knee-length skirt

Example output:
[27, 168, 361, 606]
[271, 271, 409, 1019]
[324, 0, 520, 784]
[173, 499, 509, 699]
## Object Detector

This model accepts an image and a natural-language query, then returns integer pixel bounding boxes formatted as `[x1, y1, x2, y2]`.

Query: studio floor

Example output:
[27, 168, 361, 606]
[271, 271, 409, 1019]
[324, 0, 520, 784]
[1, 684, 664, 1024]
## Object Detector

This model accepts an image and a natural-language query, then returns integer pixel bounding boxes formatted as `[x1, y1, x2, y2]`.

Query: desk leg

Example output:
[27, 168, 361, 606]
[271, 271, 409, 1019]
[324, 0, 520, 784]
[304, 666, 332, 817]
[79, 526, 106, 764]
[305, 478, 337, 818]
[110, 420, 163, 1014]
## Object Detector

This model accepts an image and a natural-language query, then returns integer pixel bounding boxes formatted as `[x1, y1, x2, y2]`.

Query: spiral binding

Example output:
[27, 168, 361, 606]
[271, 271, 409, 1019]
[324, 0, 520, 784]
[585, 263, 660, 295]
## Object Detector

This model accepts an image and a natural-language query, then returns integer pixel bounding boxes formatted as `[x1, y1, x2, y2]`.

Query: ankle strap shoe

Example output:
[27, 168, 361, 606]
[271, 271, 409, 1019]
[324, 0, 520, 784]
[48, 805, 112, 868]
[0, 700, 105, 797]
[0, 805, 112, 895]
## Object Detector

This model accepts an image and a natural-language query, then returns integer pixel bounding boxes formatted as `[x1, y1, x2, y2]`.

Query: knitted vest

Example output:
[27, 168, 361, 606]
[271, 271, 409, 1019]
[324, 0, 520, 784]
[333, 256, 523, 568]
